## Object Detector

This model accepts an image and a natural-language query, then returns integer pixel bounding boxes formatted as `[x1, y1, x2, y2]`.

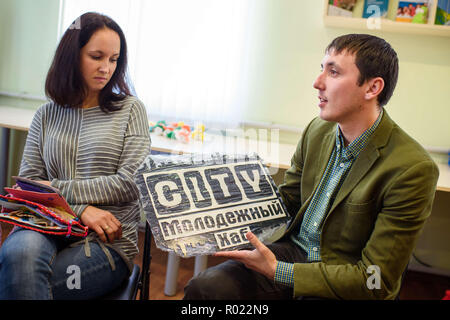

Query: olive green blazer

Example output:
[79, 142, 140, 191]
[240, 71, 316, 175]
[278, 111, 439, 300]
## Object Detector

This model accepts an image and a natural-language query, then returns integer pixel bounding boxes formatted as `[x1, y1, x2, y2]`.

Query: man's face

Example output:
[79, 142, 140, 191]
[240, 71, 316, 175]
[313, 50, 367, 123]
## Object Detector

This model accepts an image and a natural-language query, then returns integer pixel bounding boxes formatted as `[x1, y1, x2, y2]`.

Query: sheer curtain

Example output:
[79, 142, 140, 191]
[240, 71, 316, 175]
[60, 0, 254, 127]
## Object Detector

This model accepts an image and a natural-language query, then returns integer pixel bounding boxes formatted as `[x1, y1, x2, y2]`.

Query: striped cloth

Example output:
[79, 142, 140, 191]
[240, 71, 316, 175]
[274, 110, 383, 287]
[19, 96, 151, 261]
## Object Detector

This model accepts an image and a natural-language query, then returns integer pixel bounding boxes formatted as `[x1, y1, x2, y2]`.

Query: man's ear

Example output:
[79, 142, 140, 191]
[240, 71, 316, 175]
[365, 77, 384, 101]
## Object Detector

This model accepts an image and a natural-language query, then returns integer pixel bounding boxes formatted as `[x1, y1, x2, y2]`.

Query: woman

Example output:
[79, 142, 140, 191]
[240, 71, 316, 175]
[0, 12, 151, 299]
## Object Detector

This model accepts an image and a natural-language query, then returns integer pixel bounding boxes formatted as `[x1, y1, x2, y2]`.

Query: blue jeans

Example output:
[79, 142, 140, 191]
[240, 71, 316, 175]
[0, 228, 129, 300]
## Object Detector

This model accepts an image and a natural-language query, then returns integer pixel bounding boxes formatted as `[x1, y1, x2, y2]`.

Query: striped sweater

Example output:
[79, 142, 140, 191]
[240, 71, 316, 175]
[19, 96, 151, 261]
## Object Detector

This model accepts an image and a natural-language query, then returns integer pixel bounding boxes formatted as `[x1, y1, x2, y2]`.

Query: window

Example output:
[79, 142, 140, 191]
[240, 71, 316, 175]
[59, 0, 255, 127]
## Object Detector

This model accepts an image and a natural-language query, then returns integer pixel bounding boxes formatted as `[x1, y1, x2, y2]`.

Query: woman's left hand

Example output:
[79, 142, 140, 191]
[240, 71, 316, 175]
[79, 205, 122, 243]
[36, 180, 52, 186]
[36, 181, 122, 243]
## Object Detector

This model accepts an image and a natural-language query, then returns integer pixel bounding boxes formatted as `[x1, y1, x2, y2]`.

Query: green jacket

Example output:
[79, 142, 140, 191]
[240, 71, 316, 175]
[278, 111, 439, 300]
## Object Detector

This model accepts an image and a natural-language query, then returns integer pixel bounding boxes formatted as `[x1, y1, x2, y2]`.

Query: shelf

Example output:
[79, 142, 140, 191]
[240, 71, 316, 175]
[324, 15, 450, 37]
[323, 0, 450, 38]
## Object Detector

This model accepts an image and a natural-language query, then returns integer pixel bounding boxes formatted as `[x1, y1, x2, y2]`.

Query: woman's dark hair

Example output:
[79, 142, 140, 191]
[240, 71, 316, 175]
[326, 34, 399, 107]
[45, 12, 132, 112]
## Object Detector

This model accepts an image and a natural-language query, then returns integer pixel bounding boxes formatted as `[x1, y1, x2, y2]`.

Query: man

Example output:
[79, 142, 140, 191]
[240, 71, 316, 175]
[183, 34, 439, 300]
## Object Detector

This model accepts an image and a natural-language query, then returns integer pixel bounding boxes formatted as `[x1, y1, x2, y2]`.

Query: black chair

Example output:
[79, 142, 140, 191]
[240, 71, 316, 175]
[101, 264, 141, 300]
[395, 262, 409, 300]
[101, 221, 152, 300]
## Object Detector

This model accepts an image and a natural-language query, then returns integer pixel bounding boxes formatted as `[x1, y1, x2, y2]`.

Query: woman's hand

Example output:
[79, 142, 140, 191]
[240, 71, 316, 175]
[35, 181, 122, 243]
[214, 232, 278, 280]
[36, 180, 52, 186]
[79, 205, 122, 243]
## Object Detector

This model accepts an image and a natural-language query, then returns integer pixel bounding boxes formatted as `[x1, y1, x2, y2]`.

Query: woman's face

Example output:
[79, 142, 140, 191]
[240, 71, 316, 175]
[79, 27, 121, 101]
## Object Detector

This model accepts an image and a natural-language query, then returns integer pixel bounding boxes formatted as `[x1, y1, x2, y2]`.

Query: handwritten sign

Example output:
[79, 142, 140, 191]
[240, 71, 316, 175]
[135, 153, 290, 257]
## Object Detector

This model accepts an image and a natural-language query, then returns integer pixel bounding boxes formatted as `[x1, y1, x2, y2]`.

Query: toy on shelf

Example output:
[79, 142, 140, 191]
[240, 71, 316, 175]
[150, 120, 205, 144]
[191, 124, 205, 142]
[149, 120, 167, 135]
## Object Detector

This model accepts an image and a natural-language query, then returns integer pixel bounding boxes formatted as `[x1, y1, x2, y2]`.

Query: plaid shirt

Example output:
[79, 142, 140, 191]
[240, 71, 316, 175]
[274, 110, 383, 287]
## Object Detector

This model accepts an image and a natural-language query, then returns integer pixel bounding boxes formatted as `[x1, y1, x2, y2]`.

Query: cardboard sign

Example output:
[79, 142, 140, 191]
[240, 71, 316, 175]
[135, 153, 290, 257]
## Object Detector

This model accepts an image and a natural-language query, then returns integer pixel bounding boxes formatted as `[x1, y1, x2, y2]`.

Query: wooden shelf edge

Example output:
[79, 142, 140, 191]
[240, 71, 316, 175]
[323, 15, 450, 37]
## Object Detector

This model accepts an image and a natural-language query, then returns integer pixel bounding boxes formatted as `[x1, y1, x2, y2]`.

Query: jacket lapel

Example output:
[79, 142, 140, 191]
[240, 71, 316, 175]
[286, 127, 335, 234]
[314, 129, 335, 188]
[327, 111, 393, 216]
[327, 143, 379, 215]
[285, 111, 394, 235]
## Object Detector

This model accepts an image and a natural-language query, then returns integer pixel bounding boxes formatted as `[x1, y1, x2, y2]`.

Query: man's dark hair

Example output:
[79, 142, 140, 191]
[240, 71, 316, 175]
[326, 34, 399, 107]
[45, 12, 132, 112]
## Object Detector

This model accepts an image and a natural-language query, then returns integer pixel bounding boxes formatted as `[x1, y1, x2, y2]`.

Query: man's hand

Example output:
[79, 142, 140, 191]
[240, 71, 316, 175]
[80, 206, 122, 243]
[214, 231, 278, 280]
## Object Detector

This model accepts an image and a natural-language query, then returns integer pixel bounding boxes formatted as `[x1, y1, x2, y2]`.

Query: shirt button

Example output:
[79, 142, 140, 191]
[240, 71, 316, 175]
[313, 222, 318, 227]
[326, 192, 331, 197]
[339, 163, 344, 168]
[312, 247, 318, 252]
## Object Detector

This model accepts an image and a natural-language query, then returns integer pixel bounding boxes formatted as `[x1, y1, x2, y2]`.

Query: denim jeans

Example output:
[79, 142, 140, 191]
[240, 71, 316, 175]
[0, 228, 129, 300]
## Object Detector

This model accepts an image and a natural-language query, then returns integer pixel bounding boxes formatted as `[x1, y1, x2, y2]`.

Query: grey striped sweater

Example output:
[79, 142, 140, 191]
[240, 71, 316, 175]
[19, 96, 151, 261]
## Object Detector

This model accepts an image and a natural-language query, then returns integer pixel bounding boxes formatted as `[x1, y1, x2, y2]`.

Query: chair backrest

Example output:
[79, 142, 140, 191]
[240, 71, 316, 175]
[101, 264, 141, 300]
[100, 221, 152, 300]
[139, 221, 152, 300]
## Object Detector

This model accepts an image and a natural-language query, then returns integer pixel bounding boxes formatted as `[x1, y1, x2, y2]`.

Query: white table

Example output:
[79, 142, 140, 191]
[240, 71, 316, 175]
[0, 106, 37, 192]
[437, 163, 450, 193]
